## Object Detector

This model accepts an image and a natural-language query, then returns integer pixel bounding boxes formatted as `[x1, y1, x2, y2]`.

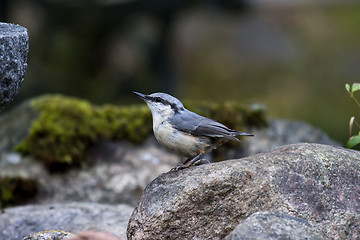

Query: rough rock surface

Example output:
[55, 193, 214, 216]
[0, 23, 28, 111]
[22, 230, 75, 240]
[127, 143, 360, 240]
[223, 211, 325, 240]
[0, 202, 133, 240]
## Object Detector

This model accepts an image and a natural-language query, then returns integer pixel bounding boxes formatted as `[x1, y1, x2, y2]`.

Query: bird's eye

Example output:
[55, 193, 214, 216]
[154, 97, 161, 102]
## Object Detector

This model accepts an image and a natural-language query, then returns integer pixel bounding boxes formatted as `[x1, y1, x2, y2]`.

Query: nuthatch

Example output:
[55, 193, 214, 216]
[133, 92, 254, 170]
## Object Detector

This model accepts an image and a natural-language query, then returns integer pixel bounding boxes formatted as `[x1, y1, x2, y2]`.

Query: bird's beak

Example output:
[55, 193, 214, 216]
[133, 91, 148, 101]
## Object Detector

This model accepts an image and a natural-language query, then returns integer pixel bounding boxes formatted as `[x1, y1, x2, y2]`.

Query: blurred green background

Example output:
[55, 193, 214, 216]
[1, 0, 360, 144]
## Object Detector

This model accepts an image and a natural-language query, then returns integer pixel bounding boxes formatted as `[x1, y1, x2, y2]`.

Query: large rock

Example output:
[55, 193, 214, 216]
[0, 202, 133, 240]
[0, 23, 28, 111]
[127, 143, 360, 240]
[223, 211, 325, 240]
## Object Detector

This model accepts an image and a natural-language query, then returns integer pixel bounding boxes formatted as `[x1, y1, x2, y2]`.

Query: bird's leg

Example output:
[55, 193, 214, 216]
[182, 155, 196, 165]
[173, 154, 204, 171]
[184, 153, 204, 167]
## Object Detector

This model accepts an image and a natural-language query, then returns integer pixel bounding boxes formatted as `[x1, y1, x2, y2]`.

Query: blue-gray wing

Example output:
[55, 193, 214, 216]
[168, 110, 252, 141]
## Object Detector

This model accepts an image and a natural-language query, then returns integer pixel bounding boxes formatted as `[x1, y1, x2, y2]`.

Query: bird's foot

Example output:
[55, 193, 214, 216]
[171, 155, 209, 171]
[171, 164, 187, 171]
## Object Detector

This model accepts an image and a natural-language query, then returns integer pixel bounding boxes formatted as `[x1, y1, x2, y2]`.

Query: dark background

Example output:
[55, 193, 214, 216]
[1, 0, 360, 143]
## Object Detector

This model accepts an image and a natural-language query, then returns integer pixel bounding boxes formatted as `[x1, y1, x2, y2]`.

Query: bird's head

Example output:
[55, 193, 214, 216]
[133, 92, 185, 118]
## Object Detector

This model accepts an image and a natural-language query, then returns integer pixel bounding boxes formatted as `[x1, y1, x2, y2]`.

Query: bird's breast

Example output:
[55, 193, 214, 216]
[153, 122, 210, 158]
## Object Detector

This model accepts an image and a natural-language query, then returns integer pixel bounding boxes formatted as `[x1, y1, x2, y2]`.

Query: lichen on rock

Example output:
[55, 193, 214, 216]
[21, 230, 75, 240]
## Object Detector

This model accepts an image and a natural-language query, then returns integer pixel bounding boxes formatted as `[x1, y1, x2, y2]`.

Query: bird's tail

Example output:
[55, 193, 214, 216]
[232, 130, 255, 137]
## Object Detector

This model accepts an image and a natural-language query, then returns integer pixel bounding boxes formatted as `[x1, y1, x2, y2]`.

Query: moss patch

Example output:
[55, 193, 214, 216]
[0, 177, 38, 209]
[15, 95, 152, 171]
[14, 95, 266, 171]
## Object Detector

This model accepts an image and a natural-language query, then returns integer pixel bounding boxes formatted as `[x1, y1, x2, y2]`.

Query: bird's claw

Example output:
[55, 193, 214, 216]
[171, 158, 210, 171]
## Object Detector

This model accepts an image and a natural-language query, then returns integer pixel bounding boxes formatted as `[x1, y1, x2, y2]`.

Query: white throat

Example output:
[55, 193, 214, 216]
[147, 104, 173, 130]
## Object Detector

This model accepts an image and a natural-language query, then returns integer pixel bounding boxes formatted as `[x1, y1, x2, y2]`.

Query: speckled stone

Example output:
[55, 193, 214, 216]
[0, 22, 28, 111]
[21, 230, 75, 240]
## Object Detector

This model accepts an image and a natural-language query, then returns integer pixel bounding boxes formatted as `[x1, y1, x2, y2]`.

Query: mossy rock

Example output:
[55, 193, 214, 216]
[14, 95, 152, 171]
[12, 94, 266, 171]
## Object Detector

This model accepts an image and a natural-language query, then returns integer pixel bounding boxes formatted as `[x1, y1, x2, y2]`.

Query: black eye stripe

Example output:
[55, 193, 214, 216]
[151, 97, 167, 104]
[149, 96, 184, 113]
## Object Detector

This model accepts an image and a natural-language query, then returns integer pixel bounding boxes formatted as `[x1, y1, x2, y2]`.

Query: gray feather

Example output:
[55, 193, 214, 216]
[169, 110, 253, 141]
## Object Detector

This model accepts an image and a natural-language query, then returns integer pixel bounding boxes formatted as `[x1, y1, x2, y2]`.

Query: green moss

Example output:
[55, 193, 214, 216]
[15, 95, 152, 170]
[14, 94, 266, 171]
[0, 177, 38, 209]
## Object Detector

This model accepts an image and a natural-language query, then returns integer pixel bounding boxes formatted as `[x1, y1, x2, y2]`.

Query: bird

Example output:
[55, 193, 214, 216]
[133, 91, 254, 170]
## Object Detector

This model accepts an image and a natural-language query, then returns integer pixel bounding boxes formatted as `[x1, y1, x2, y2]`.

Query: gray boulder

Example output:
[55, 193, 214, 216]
[0, 202, 133, 240]
[127, 143, 360, 240]
[0, 23, 28, 111]
[223, 211, 325, 240]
